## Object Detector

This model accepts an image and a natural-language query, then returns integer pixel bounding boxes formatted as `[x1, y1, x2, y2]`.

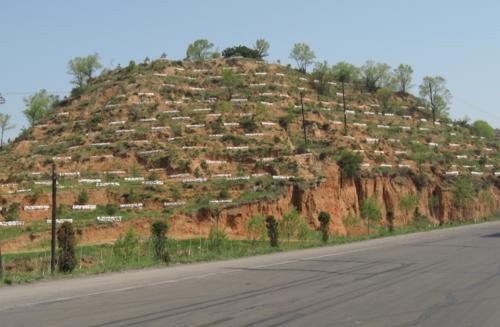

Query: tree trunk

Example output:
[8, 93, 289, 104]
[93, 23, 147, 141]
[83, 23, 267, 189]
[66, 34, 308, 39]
[429, 84, 436, 123]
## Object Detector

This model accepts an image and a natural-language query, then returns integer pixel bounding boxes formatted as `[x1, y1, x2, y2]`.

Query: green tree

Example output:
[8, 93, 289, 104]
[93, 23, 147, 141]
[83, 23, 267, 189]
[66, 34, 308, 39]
[360, 60, 393, 92]
[67, 53, 102, 87]
[57, 222, 77, 273]
[289, 43, 316, 73]
[419, 76, 452, 122]
[23, 89, 58, 127]
[222, 45, 260, 59]
[151, 220, 170, 262]
[280, 208, 302, 242]
[360, 196, 381, 234]
[337, 150, 363, 179]
[472, 120, 495, 139]
[222, 68, 242, 100]
[332, 61, 359, 134]
[318, 211, 330, 243]
[0, 113, 15, 147]
[376, 87, 394, 113]
[265, 215, 279, 247]
[393, 64, 413, 93]
[312, 61, 334, 95]
[254, 39, 270, 59]
[185, 39, 214, 62]
[246, 215, 266, 244]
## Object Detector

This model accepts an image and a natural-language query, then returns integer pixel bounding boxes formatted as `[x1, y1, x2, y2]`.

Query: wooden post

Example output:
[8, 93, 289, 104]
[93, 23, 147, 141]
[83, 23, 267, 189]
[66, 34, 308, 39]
[51, 163, 57, 274]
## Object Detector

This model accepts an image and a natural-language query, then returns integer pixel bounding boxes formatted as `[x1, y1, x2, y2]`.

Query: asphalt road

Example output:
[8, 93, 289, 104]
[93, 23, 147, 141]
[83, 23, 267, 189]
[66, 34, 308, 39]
[1, 221, 500, 327]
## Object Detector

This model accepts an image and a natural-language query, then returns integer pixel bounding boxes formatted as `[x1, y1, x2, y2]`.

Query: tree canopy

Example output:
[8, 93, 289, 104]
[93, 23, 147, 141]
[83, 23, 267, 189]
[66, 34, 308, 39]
[254, 39, 270, 58]
[222, 45, 260, 59]
[419, 76, 452, 122]
[360, 60, 393, 92]
[67, 53, 102, 87]
[331, 61, 359, 84]
[185, 39, 214, 62]
[289, 43, 316, 73]
[472, 120, 495, 139]
[337, 150, 363, 179]
[311, 61, 334, 95]
[393, 64, 413, 93]
[23, 89, 58, 128]
[376, 87, 395, 113]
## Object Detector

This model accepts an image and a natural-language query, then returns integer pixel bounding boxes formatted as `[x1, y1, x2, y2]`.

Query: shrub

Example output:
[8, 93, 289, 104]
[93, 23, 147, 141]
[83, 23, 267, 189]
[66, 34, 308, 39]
[57, 222, 77, 273]
[265, 215, 279, 247]
[29, 188, 43, 203]
[222, 45, 260, 59]
[239, 115, 257, 133]
[113, 228, 139, 261]
[399, 194, 418, 217]
[452, 176, 475, 208]
[413, 171, 429, 190]
[219, 189, 230, 199]
[360, 196, 381, 234]
[5, 203, 20, 222]
[337, 150, 363, 179]
[318, 211, 330, 243]
[246, 215, 266, 244]
[151, 221, 170, 263]
[413, 208, 429, 228]
[472, 120, 494, 139]
[104, 204, 116, 215]
[342, 210, 360, 236]
[208, 219, 227, 251]
[77, 190, 89, 205]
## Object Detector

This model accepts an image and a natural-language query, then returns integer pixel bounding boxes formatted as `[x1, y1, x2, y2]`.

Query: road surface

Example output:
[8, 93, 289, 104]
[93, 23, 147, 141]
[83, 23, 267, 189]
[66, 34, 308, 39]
[1, 221, 500, 326]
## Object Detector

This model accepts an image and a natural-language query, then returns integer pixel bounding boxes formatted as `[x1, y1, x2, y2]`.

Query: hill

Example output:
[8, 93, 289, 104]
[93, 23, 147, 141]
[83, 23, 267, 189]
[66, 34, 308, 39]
[0, 57, 499, 252]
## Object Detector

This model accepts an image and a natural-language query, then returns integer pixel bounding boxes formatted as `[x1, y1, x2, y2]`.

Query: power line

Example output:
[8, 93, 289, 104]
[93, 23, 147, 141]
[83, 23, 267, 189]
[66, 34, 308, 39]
[453, 96, 500, 122]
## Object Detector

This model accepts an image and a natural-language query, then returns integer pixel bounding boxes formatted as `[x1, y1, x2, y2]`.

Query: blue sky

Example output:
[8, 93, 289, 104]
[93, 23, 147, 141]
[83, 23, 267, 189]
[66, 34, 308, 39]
[1, 0, 499, 140]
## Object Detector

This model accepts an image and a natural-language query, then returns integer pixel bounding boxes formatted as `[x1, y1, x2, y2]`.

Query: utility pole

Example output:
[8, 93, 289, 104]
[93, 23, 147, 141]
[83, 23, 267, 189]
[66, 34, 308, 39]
[51, 163, 57, 274]
[342, 81, 348, 136]
[0, 93, 5, 105]
[300, 92, 308, 150]
[0, 246, 3, 280]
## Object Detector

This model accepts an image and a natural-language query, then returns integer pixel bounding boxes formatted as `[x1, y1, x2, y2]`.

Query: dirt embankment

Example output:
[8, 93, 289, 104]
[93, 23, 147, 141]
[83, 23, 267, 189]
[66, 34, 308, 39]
[3, 162, 499, 253]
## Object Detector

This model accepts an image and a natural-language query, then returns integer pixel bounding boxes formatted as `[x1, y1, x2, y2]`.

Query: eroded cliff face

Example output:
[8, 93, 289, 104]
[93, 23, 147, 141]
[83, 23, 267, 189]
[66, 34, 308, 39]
[3, 162, 499, 252]
[208, 162, 500, 237]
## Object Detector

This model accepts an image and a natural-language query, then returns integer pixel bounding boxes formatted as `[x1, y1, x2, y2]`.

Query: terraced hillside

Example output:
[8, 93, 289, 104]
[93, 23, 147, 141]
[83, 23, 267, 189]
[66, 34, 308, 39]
[1, 57, 499, 252]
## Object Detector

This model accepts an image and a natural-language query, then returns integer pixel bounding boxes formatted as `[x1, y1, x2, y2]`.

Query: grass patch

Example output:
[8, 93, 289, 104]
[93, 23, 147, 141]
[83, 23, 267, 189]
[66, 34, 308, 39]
[1, 212, 499, 286]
